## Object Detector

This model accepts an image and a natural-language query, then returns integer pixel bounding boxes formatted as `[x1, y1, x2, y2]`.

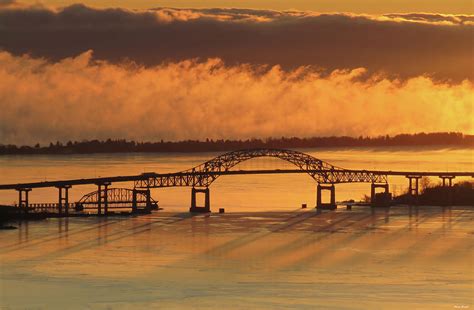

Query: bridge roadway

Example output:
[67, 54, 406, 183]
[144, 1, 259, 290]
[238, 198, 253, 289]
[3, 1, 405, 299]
[0, 169, 473, 190]
[1, 148, 473, 212]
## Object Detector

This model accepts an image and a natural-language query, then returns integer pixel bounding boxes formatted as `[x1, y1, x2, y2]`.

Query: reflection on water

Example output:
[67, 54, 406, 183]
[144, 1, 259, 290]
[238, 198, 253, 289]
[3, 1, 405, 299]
[1, 206, 473, 309]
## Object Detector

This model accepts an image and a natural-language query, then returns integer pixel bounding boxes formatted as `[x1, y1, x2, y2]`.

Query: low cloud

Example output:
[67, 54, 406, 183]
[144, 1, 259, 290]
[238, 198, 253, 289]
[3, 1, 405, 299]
[0, 0, 17, 7]
[0, 51, 472, 145]
[383, 13, 474, 25]
[0, 5, 472, 81]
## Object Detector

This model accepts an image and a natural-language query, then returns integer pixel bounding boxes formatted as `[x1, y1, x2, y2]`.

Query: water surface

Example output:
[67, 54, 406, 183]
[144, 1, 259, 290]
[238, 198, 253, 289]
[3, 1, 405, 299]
[1, 147, 472, 309]
[1, 207, 472, 309]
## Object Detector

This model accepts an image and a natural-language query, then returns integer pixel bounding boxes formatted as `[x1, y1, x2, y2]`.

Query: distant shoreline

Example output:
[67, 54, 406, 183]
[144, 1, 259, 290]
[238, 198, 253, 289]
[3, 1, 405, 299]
[0, 145, 472, 157]
[1, 132, 472, 155]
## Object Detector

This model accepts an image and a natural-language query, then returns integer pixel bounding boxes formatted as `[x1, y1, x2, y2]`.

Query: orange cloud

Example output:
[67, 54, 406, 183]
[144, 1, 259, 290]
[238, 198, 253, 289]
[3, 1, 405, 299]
[0, 51, 472, 145]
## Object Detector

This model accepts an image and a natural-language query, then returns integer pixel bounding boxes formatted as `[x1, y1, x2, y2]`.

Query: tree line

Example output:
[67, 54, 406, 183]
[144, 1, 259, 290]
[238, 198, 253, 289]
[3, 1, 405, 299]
[1, 132, 472, 155]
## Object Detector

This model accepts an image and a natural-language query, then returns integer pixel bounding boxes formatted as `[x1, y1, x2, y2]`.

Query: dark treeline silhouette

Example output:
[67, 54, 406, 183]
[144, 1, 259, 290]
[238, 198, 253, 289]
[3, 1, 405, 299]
[1, 132, 472, 155]
[393, 181, 474, 206]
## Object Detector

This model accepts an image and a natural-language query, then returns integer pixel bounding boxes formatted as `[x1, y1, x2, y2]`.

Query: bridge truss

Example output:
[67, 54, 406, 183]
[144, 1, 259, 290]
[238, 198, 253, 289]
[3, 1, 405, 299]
[3, 148, 472, 214]
[133, 149, 388, 189]
[76, 188, 158, 213]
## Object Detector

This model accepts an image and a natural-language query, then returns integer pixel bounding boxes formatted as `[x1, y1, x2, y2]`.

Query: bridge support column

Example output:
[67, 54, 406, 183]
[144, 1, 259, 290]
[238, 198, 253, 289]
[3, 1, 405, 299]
[407, 176, 422, 204]
[316, 184, 336, 210]
[132, 189, 138, 213]
[57, 185, 71, 216]
[17, 188, 32, 214]
[441, 176, 455, 187]
[96, 182, 111, 215]
[440, 176, 455, 206]
[97, 184, 102, 215]
[371, 183, 391, 207]
[145, 188, 151, 212]
[190, 187, 210, 213]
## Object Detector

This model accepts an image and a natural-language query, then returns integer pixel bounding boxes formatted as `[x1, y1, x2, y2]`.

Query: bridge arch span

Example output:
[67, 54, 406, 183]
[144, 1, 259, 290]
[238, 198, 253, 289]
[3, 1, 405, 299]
[135, 148, 388, 189]
[76, 187, 158, 210]
[183, 148, 340, 186]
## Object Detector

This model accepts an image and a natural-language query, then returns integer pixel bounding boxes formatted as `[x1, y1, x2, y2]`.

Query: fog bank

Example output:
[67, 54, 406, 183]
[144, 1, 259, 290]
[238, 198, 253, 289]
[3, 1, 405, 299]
[0, 51, 472, 145]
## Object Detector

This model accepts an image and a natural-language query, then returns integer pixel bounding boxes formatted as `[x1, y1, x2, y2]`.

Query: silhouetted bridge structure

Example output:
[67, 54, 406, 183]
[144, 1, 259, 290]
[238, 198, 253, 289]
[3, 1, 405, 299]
[11, 188, 159, 216]
[1, 149, 472, 215]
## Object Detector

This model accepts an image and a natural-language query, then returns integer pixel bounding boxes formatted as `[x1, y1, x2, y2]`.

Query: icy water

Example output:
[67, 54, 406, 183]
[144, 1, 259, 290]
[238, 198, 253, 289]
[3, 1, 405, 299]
[0, 147, 473, 309]
[1, 207, 473, 309]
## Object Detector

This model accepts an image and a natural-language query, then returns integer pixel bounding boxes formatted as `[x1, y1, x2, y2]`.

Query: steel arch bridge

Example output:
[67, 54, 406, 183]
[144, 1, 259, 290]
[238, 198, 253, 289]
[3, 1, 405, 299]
[76, 188, 158, 211]
[134, 148, 388, 189]
[2, 148, 472, 215]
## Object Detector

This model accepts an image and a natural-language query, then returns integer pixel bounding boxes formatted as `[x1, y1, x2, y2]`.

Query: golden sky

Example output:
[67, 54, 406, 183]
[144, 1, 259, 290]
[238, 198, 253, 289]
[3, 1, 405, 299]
[1, 1, 473, 143]
[21, 0, 474, 14]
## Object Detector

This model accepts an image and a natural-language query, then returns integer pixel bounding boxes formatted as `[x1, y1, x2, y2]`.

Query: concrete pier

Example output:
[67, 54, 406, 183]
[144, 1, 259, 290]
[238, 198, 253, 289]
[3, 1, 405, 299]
[16, 188, 31, 214]
[371, 183, 391, 207]
[316, 184, 336, 210]
[190, 187, 211, 213]
[440, 176, 455, 205]
[95, 182, 111, 215]
[57, 185, 71, 216]
[407, 176, 422, 204]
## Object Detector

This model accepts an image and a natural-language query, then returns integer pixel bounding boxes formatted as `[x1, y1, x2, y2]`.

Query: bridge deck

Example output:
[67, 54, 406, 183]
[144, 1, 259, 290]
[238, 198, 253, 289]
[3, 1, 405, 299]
[0, 169, 472, 190]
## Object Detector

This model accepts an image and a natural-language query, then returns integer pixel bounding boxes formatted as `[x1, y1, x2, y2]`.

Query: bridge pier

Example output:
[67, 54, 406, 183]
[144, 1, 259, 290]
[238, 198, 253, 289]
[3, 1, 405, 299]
[440, 176, 455, 187]
[17, 188, 32, 214]
[407, 176, 422, 204]
[440, 176, 455, 206]
[316, 184, 336, 210]
[190, 187, 210, 213]
[95, 182, 111, 215]
[371, 183, 391, 207]
[57, 185, 71, 216]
